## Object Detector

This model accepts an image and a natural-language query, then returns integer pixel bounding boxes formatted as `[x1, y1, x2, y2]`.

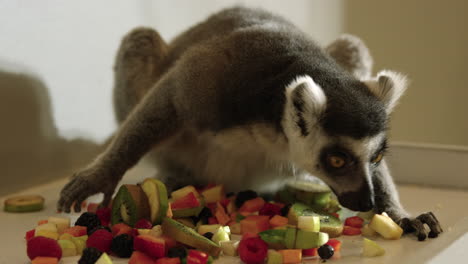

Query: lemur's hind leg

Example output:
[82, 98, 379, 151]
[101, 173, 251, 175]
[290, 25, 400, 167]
[113, 27, 169, 123]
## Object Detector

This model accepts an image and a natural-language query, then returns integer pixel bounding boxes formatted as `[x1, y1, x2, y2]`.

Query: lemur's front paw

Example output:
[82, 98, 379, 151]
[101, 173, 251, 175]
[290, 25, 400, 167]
[57, 168, 118, 213]
[397, 212, 443, 241]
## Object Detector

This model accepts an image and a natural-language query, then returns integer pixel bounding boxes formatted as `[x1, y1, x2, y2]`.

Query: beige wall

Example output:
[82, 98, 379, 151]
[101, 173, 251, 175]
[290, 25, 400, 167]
[343, 0, 468, 146]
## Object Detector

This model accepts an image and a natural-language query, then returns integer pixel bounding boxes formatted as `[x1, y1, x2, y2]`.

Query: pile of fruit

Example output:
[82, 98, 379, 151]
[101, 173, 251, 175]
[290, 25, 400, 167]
[24, 178, 404, 263]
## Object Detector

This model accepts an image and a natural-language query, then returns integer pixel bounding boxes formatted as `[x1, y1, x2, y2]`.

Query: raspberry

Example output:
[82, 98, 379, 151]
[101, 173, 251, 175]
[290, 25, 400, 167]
[110, 234, 134, 258]
[27, 236, 62, 260]
[96, 207, 111, 226]
[135, 219, 153, 229]
[75, 212, 101, 234]
[259, 203, 282, 217]
[86, 229, 113, 253]
[78, 247, 102, 264]
[88, 226, 112, 236]
[238, 237, 268, 264]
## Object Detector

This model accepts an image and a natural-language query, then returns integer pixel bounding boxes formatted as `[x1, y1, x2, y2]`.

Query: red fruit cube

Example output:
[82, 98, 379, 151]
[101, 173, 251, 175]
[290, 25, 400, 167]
[27, 236, 62, 260]
[259, 203, 282, 217]
[240, 215, 270, 235]
[302, 248, 318, 257]
[96, 207, 111, 226]
[134, 235, 166, 259]
[129, 251, 156, 264]
[326, 239, 342, 252]
[31, 256, 59, 264]
[87, 229, 113, 253]
[161, 235, 177, 251]
[344, 216, 364, 228]
[208, 217, 218, 225]
[87, 203, 100, 213]
[171, 192, 200, 209]
[187, 250, 209, 264]
[135, 219, 153, 229]
[214, 203, 230, 226]
[239, 197, 265, 213]
[156, 257, 181, 264]
[112, 222, 133, 236]
[269, 215, 289, 228]
[343, 226, 362, 236]
[63, 226, 87, 237]
[25, 229, 35, 241]
[238, 237, 268, 264]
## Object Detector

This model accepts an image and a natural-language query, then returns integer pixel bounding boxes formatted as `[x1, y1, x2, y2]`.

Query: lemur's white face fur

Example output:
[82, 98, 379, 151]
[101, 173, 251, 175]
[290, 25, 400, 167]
[282, 72, 407, 211]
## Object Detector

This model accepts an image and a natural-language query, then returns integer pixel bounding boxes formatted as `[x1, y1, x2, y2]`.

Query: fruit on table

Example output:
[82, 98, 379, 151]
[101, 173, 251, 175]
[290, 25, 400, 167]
[220, 240, 239, 256]
[129, 251, 154, 264]
[362, 238, 385, 257]
[287, 203, 343, 237]
[70, 236, 87, 255]
[111, 233, 134, 258]
[361, 224, 378, 237]
[3, 194, 44, 212]
[156, 257, 182, 264]
[278, 249, 302, 264]
[78, 247, 102, 264]
[269, 215, 289, 228]
[238, 237, 268, 264]
[171, 185, 200, 201]
[31, 256, 59, 264]
[279, 181, 332, 210]
[297, 215, 320, 232]
[326, 239, 342, 252]
[214, 202, 230, 225]
[344, 216, 364, 228]
[240, 215, 270, 235]
[135, 218, 153, 229]
[317, 244, 334, 260]
[187, 249, 209, 264]
[141, 178, 169, 225]
[47, 216, 71, 234]
[284, 228, 296, 249]
[63, 226, 87, 237]
[111, 222, 133, 236]
[162, 217, 221, 256]
[35, 222, 59, 240]
[111, 184, 150, 226]
[95, 252, 113, 264]
[302, 248, 317, 257]
[27, 236, 62, 260]
[235, 190, 258, 208]
[86, 229, 113, 253]
[198, 224, 222, 235]
[369, 213, 403, 240]
[172, 197, 205, 218]
[201, 185, 225, 204]
[295, 230, 329, 249]
[57, 239, 77, 257]
[172, 192, 201, 209]
[134, 234, 166, 259]
[259, 229, 287, 245]
[343, 226, 362, 236]
[239, 197, 266, 213]
[212, 226, 230, 245]
[267, 249, 283, 264]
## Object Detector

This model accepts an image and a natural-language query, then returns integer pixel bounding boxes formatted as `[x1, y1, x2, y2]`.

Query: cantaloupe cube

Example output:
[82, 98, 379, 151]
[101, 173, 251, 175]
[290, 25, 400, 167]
[278, 249, 302, 264]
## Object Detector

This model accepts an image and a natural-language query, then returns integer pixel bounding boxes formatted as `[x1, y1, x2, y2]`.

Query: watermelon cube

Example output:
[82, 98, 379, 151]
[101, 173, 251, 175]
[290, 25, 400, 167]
[240, 215, 270, 235]
[134, 235, 166, 259]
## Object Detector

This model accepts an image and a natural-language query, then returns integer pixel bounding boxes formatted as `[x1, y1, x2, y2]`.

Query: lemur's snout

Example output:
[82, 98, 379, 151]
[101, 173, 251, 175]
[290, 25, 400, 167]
[337, 184, 374, 212]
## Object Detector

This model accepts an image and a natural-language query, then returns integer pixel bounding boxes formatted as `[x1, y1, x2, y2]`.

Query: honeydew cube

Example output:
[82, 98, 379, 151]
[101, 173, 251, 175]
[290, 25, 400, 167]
[297, 216, 320, 232]
[58, 239, 77, 257]
[47, 216, 70, 233]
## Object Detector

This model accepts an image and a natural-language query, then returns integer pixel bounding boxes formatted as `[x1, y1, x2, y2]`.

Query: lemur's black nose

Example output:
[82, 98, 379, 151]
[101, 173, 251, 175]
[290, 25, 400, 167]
[337, 184, 374, 212]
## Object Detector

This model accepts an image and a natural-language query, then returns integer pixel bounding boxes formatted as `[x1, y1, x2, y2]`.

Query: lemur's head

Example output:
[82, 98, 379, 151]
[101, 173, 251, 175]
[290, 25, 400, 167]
[282, 71, 407, 212]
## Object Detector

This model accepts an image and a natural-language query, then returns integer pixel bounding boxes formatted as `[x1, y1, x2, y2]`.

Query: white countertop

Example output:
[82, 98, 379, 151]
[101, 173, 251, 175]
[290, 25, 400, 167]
[1, 165, 468, 264]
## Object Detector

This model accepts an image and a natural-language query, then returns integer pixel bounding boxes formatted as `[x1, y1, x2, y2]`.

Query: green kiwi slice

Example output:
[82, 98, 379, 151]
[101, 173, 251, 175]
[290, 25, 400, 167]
[111, 184, 150, 226]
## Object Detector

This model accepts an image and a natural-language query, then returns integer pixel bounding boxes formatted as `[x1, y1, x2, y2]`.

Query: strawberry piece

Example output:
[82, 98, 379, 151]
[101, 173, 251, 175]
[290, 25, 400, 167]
[302, 248, 318, 257]
[344, 216, 364, 228]
[134, 235, 166, 259]
[86, 229, 113, 253]
[129, 251, 155, 264]
[135, 219, 153, 229]
[156, 257, 181, 264]
[62, 226, 87, 237]
[326, 239, 342, 252]
[343, 226, 362, 236]
[187, 250, 209, 264]
[238, 237, 268, 264]
[171, 192, 200, 209]
[96, 207, 111, 226]
[27, 236, 62, 260]
[259, 203, 282, 217]
[240, 215, 270, 235]
[25, 229, 35, 241]
[239, 197, 265, 213]
[112, 223, 133, 236]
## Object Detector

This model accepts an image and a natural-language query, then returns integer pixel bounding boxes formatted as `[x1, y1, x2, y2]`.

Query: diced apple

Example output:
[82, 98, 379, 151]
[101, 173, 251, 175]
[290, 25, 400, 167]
[47, 217, 70, 234]
[369, 214, 403, 240]
[297, 216, 320, 232]
[362, 238, 385, 257]
[201, 185, 225, 204]
[171, 185, 200, 200]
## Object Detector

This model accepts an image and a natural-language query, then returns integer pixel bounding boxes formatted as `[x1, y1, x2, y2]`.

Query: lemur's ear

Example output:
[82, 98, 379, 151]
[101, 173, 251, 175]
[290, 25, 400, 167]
[363, 70, 408, 113]
[284, 75, 327, 136]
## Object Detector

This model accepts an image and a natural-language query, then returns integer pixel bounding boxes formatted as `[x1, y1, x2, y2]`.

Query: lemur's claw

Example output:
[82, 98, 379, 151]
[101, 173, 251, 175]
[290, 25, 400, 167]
[397, 212, 443, 241]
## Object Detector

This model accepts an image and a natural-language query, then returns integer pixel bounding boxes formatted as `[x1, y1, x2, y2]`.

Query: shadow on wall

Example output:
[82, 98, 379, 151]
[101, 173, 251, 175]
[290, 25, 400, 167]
[0, 66, 102, 196]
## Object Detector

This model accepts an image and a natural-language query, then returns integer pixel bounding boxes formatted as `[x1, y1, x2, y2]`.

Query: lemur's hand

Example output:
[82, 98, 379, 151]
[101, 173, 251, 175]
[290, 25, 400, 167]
[396, 212, 443, 241]
[57, 166, 118, 213]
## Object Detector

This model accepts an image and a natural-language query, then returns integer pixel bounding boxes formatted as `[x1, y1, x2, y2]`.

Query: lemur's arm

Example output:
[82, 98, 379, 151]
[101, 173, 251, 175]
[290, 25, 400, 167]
[57, 75, 180, 213]
[372, 160, 443, 241]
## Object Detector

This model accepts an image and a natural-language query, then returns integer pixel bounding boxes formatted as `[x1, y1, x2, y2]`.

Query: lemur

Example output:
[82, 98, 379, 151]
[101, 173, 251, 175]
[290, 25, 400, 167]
[58, 7, 442, 240]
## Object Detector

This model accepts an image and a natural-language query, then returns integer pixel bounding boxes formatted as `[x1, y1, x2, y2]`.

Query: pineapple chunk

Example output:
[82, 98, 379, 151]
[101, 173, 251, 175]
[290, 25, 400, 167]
[369, 214, 403, 240]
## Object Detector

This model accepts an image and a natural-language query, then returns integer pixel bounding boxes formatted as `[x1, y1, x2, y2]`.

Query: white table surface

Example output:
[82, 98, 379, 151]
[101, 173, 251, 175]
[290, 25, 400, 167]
[1, 165, 468, 264]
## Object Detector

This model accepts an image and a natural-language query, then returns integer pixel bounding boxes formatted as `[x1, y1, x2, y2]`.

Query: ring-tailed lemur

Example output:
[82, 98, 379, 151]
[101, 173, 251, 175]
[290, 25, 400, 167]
[58, 7, 442, 241]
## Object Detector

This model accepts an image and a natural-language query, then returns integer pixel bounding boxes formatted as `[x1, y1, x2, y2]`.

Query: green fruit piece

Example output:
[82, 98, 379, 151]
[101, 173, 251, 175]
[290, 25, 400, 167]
[198, 224, 221, 235]
[47, 216, 71, 234]
[286, 181, 331, 210]
[162, 217, 221, 256]
[295, 230, 328, 249]
[259, 229, 286, 245]
[71, 236, 86, 254]
[267, 249, 283, 264]
[171, 185, 200, 200]
[284, 228, 297, 249]
[141, 178, 169, 225]
[325, 199, 341, 213]
[212, 226, 230, 245]
[287, 203, 343, 238]
[111, 184, 150, 226]
[220, 240, 239, 256]
[172, 198, 205, 218]
[4, 195, 44, 213]
[96, 252, 113, 264]
[362, 238, 385, 257]
[297, 216, 320, 232]
[58, 239, 77, 257]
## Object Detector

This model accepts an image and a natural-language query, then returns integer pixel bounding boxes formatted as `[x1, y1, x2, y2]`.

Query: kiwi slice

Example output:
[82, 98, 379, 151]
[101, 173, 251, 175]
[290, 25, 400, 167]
[4, 195, 44, 213]
[111, 184, 150, 226]
[162, 217, 221, 256]
[287, 203, 343, 238]
[280, 181, 332, 211]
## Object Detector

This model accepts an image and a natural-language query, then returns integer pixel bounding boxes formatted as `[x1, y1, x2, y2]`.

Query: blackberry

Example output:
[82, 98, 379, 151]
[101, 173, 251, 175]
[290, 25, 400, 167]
[318, 244, 334, 260]
[168, 246, 188, 258]
[88, 226, 112, 236]
[235, 190, 258, 208]
[196, 207, 213, 224]
[226, 192, 235, 198]
[75, 212, 101, 232]
[78, 247, 102, 264]
[280, 204, 292, 217]
[203, 232, 214, 240]
[110, 234, 134, 258]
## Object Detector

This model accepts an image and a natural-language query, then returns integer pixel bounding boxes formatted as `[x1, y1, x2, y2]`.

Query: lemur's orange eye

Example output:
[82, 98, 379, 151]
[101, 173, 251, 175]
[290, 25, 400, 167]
[328, 155, 346, 168]
[372, 152, 384, 164]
